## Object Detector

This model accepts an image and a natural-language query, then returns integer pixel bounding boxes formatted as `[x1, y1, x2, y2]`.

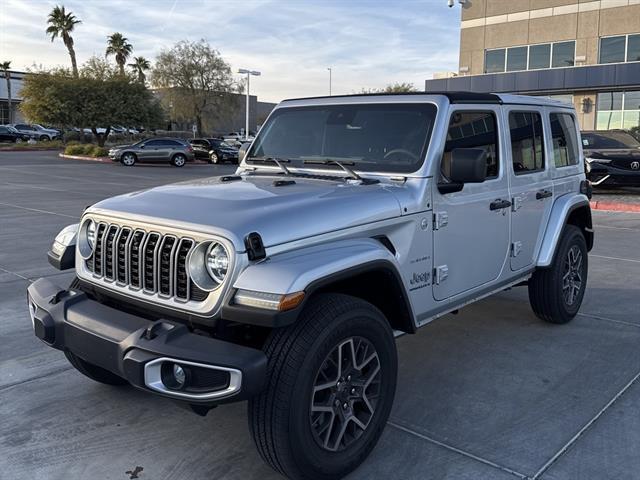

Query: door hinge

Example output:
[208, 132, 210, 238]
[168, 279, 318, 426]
[511, 241, 522, 257]
[512, 196, 523, 212]
[433, 211, 448, 230]
[433, 265, 449, 285]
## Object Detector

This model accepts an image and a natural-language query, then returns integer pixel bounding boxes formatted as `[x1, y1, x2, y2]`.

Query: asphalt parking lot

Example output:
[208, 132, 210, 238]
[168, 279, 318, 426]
[1, 151, 639, 480]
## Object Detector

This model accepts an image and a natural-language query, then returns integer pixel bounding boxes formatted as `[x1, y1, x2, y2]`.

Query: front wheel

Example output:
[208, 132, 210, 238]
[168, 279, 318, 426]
[121, 152, 136, 166]
[528, 225, 588, 324]
[248, 293, 397, 479]
[210, 152, 219, 164]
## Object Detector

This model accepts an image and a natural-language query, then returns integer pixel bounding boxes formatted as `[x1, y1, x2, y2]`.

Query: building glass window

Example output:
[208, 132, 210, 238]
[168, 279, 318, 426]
[484, 41, 575, 73]
[529, 44, 551, 70]
[596, 91, 640, 130]
[600, 34, 640, 64]
[551, 41, 575, 68]
[509, 112, 545, 174]
[485, 49, 506, 73]
[628, 34, 640, 62]
[550, 114, 579, 168]
[507, 46, 528, 72]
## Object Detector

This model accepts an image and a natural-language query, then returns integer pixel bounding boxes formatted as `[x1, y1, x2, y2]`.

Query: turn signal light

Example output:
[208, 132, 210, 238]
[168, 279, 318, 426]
[234, 290, 305, 311]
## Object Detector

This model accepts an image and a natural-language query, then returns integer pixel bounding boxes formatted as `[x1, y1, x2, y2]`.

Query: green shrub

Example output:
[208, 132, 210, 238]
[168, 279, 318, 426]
[90, 146, 108, 157]
[64, 144, 86, 155]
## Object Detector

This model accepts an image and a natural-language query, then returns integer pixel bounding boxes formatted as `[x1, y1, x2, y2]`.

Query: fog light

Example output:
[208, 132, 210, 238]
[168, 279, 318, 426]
[161, 361, 190, 391]
[173, 364, 186, 387]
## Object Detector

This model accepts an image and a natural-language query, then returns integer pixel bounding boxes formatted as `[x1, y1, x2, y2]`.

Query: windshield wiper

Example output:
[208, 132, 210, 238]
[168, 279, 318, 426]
[246, 156, 291, 175]
[303, 159, 362, 181]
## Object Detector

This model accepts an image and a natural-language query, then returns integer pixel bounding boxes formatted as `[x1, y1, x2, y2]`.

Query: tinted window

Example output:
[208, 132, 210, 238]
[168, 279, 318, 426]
[597, 91, 623, 111]
[485, 49, 505, 73]
[441, 111, 499, 180]
[16, 124, 31, 130]
[507, 46, 527, 71]
[191, 139, 204, 146]
[0, 126, 7, 133]
[163, 140, 183, 146]
[249, 103, 437, 174]
[552, 41, 575, 68]
[529, 44, 551, 69]
[600, 36, 626, 64]
[144, 140, 164, 146]
[509, 112, 545, 174]
[582, 132, 640, 149]
[628, 34, 640, 62]
[550, 113, 579, 167]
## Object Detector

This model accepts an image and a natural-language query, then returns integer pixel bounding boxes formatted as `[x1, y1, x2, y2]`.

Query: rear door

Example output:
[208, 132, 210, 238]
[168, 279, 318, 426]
[432, 107, 511, 301]
[140, 139, 164, 162]
[506, 108, 553, 271]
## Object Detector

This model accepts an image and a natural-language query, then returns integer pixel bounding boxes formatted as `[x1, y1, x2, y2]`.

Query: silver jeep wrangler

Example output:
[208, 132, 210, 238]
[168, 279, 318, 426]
[28, 92, 593, 479]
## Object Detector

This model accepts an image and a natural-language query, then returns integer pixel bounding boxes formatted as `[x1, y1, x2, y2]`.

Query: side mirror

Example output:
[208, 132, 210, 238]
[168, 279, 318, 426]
[139, 144, 145, 149]
[238, 142, 252, 162]
[449, 148, 488, 184]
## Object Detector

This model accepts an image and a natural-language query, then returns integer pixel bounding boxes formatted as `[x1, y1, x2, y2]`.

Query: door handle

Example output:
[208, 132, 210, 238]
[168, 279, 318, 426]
[536, 189, 553, 200]
[490, 199, 512, 210]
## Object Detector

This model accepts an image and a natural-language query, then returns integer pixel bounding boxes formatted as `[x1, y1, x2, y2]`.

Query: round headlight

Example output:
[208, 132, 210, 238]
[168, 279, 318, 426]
[206, 242, 229, 283]
[86, 220, 96, 249]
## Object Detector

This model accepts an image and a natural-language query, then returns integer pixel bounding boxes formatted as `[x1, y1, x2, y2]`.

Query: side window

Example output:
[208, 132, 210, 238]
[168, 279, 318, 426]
[0, 127, 7, 133]
[166, 140, 183, 146]
[145, 140, 163, 147]
[508, 111, 544, 174]
[550, 113, 579, 167]
[441, 111, 499, 181]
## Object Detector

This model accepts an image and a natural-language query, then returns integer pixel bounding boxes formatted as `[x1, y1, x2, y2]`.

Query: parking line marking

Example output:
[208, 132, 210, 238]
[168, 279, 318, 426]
[532, 369, 640, 479]
[387, 420, 528, 479]
[0, 366, 73, 393]
[0, 201, 78, 219]
[578, 312, 640, 330]
[591, 254, 640, 264]
[0, 266, 30, 281]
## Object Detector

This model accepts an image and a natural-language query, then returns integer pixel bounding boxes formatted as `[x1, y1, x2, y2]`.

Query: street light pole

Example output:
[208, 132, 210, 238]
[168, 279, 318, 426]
[238, 68, 261, 141]
[327, 67, 332, 96]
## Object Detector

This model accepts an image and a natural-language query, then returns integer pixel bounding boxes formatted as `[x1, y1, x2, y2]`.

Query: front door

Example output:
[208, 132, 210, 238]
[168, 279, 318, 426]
[433, 108, 511, 301]
[506, 108, 554, 271]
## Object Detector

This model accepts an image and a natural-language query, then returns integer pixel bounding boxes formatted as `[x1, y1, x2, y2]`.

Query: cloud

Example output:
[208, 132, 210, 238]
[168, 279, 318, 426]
[0, 0, 461, 102]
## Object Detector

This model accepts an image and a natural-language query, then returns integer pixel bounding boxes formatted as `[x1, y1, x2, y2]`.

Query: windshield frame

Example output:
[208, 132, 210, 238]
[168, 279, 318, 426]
[245, 102, 439, 176]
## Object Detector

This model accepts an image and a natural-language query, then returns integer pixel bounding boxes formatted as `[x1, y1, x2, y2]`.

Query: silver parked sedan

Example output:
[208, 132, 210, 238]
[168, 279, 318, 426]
[108, 138, 195, 167]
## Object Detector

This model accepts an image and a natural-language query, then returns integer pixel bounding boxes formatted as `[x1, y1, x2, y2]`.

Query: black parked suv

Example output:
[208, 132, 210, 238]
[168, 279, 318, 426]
[583, 130, 640, 187]
[190, 138, 239, 164]
[0, 125, 30, 142]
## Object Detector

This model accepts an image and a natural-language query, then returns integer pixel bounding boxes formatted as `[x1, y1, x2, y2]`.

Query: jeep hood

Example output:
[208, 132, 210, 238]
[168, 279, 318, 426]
[87, 175, 403, 250]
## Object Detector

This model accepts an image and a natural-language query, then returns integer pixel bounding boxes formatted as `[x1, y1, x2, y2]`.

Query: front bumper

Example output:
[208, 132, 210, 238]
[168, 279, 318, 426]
[27, 277, 267, 405]
[587, 163, 640, 187]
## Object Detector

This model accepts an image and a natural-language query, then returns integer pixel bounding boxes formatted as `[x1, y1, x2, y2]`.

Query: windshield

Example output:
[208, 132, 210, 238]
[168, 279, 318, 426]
[247, 103, 437, 173]
[582, 131, 640, 149]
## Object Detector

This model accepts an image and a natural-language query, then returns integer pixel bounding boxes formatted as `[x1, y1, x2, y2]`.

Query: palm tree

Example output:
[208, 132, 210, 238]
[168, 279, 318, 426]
[1, 61, 12, 124]
[106, 33, 133, 76]
[128, 56, 150, 83]
[46, 5, 81, 77]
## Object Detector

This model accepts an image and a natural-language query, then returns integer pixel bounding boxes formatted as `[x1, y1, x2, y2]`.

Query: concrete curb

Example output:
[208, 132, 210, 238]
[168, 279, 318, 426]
[58, 153, 214, 166]
[590, 200, 640, 213]
[59, 153, 111, 162]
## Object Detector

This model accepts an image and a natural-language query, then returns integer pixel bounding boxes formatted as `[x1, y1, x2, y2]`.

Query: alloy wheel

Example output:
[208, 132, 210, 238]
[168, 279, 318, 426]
[174, 155, 186, 167]
[122, 154, 135, 166]
[310, 336, 381, 452]
[562, 245, 583, 306]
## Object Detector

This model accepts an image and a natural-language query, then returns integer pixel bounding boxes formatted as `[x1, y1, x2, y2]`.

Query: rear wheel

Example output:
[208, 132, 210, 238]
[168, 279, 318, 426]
[172, 153, 187, 167]
[121, 152, 136, 166]
[528, 225, 588, 324]
[64, 350, 128, 386]
[248, 293, 397, 479]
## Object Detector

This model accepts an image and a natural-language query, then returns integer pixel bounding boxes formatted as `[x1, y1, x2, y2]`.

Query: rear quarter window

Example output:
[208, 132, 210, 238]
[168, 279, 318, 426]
[550, 113, 579, 167]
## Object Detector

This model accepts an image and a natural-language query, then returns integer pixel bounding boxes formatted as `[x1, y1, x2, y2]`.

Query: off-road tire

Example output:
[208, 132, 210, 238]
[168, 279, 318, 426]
[171, 153, 187, 167]
[248, 293, 397, 480]
[64, 350, 129, 386]
[528, 225, 588, 324]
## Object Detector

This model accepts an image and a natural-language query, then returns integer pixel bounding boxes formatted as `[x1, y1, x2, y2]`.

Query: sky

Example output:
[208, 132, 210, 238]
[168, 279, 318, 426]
[0, 0, 462, 103]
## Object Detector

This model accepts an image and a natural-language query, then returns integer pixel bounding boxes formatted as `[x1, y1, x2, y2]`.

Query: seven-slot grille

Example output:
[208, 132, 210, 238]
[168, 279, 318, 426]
[85, 222, 204, 302]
